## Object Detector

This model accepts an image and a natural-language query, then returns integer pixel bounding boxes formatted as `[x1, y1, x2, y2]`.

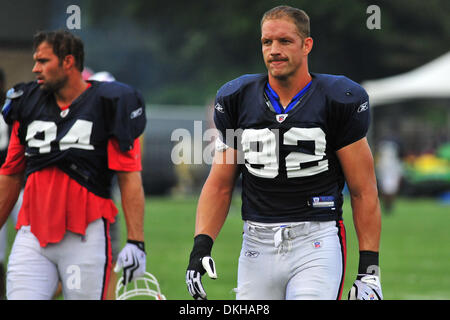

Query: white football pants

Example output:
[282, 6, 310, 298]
[236, 220, 346, 300]
[7, 218, 112, 300]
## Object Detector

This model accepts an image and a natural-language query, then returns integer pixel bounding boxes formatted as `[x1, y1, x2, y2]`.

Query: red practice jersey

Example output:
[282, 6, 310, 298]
[0, 121, 142, 247]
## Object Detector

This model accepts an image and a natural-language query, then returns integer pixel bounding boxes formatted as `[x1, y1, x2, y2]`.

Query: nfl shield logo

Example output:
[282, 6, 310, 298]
[276, 114, 288, 123]
[313, 240, 322, 248]
[60, 108, 70, 118]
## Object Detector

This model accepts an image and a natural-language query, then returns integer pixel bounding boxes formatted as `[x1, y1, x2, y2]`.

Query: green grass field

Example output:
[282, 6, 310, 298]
[3, 195, 449, 300]
[116, 195, 450, 300]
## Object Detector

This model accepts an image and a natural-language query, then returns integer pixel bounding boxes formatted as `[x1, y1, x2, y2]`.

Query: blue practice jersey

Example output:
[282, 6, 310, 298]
[214, 72, 370, 222]
[2, 80, 146, 198]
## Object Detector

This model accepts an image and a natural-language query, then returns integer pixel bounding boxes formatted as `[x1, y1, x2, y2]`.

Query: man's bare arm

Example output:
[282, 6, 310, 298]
[0, 172, 24, 229]
[337, 137, 381, 252]
[117, 171, 145, 242]
[195, 147, 239, 240]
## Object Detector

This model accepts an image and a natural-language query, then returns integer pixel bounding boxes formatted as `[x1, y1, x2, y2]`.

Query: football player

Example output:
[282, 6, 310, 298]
[0, 69, 23, 300]
[0, 30, 147, 300]
[186, 6, 382, 300]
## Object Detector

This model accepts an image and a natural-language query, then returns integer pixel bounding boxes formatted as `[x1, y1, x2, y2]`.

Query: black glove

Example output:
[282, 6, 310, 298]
[185, 234, 217, 300]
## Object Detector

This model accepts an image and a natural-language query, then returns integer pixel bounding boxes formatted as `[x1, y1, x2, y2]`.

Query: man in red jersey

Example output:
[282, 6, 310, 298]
[0, 30, 147, 300]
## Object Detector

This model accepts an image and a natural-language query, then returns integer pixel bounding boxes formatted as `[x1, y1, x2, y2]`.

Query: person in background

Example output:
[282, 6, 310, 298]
[0, 68, 23, 300]
[376, 137, 403, 214]
[0, 30, 147, 300]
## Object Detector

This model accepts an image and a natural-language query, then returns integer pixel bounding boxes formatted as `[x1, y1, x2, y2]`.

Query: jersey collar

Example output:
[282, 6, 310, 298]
[264, 80, 312, 114]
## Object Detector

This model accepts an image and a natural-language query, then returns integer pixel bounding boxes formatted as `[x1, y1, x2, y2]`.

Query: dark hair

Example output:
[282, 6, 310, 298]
[261, 5, 310, 39]
[33, 30, 85, 72]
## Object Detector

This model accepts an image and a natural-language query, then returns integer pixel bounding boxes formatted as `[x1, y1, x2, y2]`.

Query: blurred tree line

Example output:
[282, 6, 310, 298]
[78, 0, 450, 105]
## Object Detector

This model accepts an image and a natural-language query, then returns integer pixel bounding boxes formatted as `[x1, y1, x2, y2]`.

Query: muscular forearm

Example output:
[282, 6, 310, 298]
[0, 173, 23, 229]
[195, 148, 238, 240]
[351, 188, 381, 252]
[337, 138, 381, 253]
[195, 179, 234, 240]
[117, 171, 145, 242]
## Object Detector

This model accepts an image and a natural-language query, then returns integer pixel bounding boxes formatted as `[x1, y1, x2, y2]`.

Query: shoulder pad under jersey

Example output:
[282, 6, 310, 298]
[313, 73, 368, 105]
[2, 82, 40, 124]
[216, 74, 266, 99]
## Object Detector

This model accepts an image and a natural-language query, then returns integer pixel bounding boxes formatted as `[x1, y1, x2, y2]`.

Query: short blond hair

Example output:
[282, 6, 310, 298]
[261, 5, 310, 39]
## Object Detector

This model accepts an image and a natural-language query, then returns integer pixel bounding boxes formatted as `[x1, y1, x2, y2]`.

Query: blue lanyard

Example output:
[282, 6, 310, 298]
[265, 80, 312, 114]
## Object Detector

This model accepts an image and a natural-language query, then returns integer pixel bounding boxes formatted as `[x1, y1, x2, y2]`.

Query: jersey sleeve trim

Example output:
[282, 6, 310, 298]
[107, 137, 142, 172]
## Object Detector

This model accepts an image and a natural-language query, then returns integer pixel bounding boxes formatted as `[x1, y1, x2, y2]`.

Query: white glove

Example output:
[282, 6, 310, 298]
[114, 240, 146, 285]
[186, 256, 217, 300]
[348, 274, 383, 300]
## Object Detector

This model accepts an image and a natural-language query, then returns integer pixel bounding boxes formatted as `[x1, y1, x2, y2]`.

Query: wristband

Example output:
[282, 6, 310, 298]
[127, 239, 145, 253]
[189, 234, 213, 260]
[358, 250, 379, 275]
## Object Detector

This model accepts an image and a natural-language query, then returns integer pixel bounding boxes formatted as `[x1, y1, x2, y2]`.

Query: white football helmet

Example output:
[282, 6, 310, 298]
[116, 272, 166, 300]
[89, 71, 116, 82]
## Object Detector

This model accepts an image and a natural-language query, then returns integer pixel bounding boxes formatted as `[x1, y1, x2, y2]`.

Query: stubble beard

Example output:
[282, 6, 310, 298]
[40, 76, 68, 93]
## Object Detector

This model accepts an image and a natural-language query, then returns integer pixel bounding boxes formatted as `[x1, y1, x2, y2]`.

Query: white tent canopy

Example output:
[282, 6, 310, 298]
[362, 51, 450, 107]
